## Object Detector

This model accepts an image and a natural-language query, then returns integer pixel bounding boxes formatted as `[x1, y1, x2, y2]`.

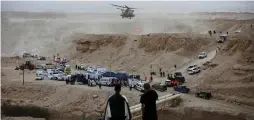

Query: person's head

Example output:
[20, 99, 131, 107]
[114, 84, 121, 93]
[144, 83, 151, 92]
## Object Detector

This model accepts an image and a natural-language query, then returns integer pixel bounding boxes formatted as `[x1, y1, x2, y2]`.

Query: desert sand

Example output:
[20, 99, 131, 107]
[1, 11, 254, 120]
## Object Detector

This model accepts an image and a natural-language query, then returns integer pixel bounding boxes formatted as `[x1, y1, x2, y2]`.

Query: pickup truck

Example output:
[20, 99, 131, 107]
[152, 83, 167, 92]
[173, 85, 190, 93]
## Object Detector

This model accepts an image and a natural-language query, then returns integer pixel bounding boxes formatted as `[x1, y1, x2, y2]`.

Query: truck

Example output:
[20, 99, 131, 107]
[195, 92, 212, 99]
[173, 85, 190, 93]
[169, 72, 185, 83]
[152, 83, 167, 92]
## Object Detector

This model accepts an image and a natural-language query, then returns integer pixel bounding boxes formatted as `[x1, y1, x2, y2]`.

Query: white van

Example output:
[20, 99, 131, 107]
[100, 77, 116, 86]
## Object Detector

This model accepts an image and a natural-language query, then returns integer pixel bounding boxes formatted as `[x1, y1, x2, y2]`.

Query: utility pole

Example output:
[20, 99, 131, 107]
[109, 53, 113, 77]
[22, 68, 25, 85]
[132, 66, 135, 82]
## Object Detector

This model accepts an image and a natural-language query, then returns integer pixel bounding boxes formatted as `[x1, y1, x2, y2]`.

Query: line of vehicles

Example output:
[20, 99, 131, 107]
[33, 52, 210, 100]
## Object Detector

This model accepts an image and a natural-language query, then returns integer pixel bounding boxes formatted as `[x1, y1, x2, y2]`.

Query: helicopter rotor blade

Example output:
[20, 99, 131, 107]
[110, 4, 125, 8]
[129, 8, 137, 9]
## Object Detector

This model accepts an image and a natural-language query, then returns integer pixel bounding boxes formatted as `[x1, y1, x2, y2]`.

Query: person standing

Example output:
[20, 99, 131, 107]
[104, 84, 132, 120]
[140, 83, 158, 120]
[99, 81, 102, 89]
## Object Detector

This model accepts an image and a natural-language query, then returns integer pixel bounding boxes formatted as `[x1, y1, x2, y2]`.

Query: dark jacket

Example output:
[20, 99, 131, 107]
[104, 94, 132, 120]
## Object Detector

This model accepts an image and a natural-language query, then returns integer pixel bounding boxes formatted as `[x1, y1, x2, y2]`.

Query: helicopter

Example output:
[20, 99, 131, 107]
[110, 4, 136, 19]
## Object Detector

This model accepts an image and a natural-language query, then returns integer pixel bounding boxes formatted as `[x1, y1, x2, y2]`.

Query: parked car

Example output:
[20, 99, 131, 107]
[37, 56, 46, 60]
[48, 73, 57, 80]
[35, 75, 44, 80]
[195, 92, 212, 99]
[134, 82, 145, 92]
[198, 52, 207, 59]
[36, 64, 43, 69]
[187, 65, 199, 71]
[100, 77, 116, 86]
[165, 80, 181, 87]
[152, 83, 167, 92]
[173, 85, 190, 93]
[56, 74, 66, 81]
[188, 67, 201, 75]
[173, 72, 185, 83]
[188, 68, 201, 75]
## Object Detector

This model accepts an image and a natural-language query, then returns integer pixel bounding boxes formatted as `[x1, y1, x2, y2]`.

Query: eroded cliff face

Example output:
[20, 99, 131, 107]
[75, 34, 128, 53]
[74, 33, 212, 55]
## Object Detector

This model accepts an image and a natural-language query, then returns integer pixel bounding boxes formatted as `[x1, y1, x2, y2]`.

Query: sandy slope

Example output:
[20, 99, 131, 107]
[2, 11, 254, 119]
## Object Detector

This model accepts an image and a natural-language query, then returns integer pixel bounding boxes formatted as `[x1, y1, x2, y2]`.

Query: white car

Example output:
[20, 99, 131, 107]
[187, 65, 199, 71]
[100, 77, 115, 86]
[86, 67, 96, 73]
[198, 52, 207, 59]
[56, 74, 66, 81]
[188, 67, 201, 75]
[134, 82, 145, 92]
[48, 73, 57, 80]
[35, 75, 44, 80]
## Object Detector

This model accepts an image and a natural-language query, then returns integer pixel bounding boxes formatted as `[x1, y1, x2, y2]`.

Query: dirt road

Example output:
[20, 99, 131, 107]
[152, 48, 254, 117]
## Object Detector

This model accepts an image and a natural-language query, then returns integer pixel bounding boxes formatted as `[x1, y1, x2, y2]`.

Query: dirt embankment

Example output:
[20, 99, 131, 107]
[199, 39, 254, 106]
[72, 33, 212, 75]
[139, 33, 211, 56]
[75, 34, 128, 53]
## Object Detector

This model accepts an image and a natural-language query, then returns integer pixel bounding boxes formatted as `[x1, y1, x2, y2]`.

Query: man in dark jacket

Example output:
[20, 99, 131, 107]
[104, 84, 132, 120]
[140, 83, 158, 120]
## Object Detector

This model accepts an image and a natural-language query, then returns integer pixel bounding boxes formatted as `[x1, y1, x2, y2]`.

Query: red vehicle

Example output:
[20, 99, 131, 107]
[165, 80, 181, 87]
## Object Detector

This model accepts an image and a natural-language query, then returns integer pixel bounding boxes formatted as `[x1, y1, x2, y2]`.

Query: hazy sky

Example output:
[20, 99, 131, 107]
[2, 1, 254, 13]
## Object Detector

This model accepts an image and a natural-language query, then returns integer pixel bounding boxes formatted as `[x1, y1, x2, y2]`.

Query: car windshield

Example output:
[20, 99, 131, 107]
[193, 68, 199, 70]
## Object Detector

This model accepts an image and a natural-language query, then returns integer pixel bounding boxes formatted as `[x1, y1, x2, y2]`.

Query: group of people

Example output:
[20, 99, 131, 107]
[103, 83, 159, 120]
[208, 30, 228, 36]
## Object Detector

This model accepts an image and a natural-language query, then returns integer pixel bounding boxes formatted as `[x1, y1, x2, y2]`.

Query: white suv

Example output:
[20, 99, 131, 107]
[198, 52, 207, 59]
[188, 67, 201, 75]
[187, 65, 199, 71]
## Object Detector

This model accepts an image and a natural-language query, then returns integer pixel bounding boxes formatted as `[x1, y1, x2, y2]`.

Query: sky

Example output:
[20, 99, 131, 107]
[1, 1, 254, 13]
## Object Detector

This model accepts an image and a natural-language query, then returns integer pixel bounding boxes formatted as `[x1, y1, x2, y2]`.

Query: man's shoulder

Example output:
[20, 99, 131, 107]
[121, 94, 128, 102]
[108, 94, 128, 102]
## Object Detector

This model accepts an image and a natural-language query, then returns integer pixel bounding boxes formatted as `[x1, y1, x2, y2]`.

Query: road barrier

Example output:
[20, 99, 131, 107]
[130, 94, 181, 120]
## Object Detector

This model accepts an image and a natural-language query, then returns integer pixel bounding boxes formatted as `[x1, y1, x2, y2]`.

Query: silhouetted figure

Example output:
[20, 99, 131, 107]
[227, 31, 228, 34]
[140, 83, 158, 120]
[208, 30, 212, 36]
[99, 83, 102, 89]
[214, 30, 216, 34]
[104, 84, 132, 120]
